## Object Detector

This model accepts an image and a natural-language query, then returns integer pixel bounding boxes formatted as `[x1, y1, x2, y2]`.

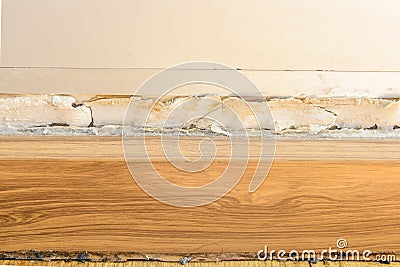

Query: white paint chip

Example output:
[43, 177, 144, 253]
[210, 123, 230, 136]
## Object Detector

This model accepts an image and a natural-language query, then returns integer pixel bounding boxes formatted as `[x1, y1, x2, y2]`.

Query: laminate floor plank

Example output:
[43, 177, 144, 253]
[0, 137, 399, 256]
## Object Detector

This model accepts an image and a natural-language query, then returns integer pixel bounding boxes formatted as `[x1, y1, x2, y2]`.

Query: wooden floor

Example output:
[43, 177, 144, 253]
[0, 136, 399, 258]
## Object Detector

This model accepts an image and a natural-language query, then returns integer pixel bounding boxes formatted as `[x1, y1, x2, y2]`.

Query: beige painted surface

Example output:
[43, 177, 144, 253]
[1, 68, 400, 97]
[2, 0, 400, 70]
[1, 0, 400, 96]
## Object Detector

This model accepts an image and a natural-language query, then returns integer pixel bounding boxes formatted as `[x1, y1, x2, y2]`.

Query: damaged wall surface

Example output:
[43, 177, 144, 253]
[0, 94, 399, 135]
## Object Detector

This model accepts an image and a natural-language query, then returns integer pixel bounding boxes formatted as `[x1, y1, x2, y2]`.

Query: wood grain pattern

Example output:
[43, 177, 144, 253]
[0, 136, 399, 256]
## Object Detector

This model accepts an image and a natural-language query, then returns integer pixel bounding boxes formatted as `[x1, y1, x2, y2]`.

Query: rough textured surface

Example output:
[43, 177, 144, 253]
[0, 95, 92, 127]
[1, 95, 400, 135]
[1, 260, 399, 266]
[307, 98, 400, 129]
[269, 98, 336, 133]
[0, 125, 400, 139]
[86, 97, 130, 126]
[86, 96, 399, 134]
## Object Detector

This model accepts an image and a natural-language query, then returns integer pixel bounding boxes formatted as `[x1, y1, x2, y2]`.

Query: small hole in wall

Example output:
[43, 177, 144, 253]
[394, 125, 400, 130]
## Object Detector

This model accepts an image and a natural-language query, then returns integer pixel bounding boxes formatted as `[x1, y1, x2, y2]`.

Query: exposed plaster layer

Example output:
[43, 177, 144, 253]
[1, 95, 400, 135]
[0, 95, 92, 127]
[190, 97, 337, 133]
[269, 98, 336, 133]
[89, 96, 336, 132]
[87, 97, 130, 126]
[68, 95, 400, 133]
[307, 98, 400, 129]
